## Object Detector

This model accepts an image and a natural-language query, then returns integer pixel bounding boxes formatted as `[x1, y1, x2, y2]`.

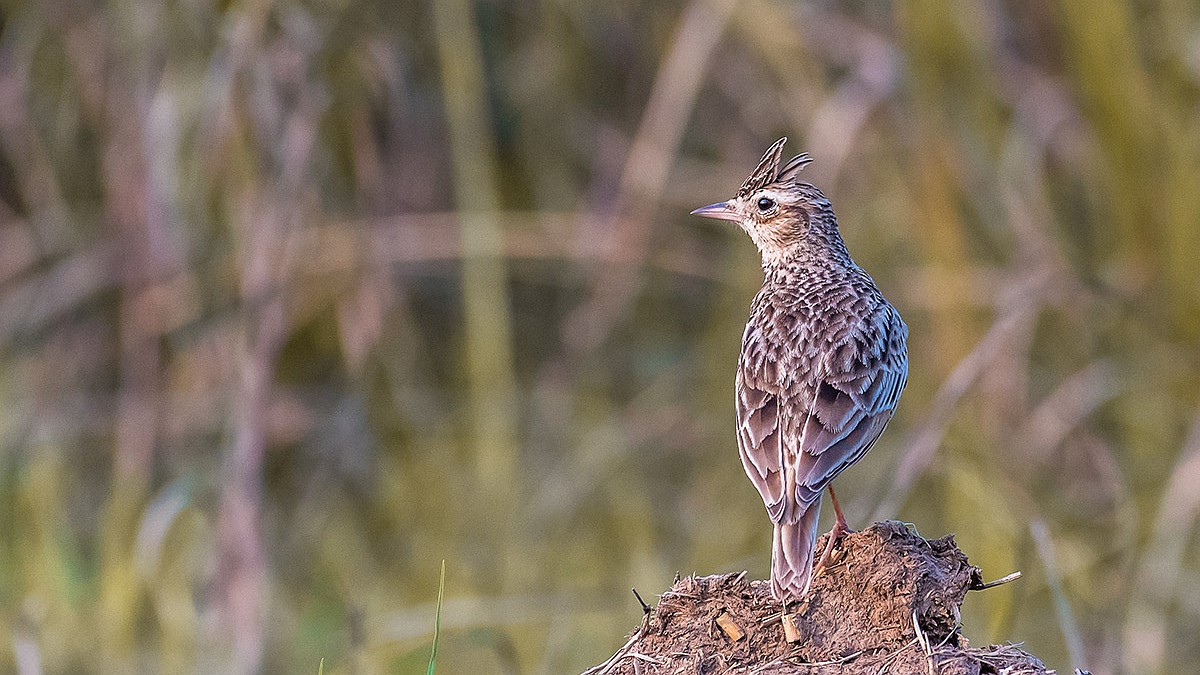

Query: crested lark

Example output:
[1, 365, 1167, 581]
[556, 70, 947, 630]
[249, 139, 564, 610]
[692, 138, 908, 601]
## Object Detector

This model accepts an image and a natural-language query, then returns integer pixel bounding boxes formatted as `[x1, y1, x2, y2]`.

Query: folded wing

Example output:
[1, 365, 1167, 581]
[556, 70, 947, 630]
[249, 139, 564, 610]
[736, 305, 908, 520]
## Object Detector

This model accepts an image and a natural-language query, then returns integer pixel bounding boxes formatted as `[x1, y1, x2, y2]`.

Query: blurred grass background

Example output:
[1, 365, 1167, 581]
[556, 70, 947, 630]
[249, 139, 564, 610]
[0, 0, 1198, 673]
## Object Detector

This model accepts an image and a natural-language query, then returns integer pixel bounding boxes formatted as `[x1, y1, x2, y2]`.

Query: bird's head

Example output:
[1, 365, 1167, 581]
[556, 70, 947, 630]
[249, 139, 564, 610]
[692, 137, 841, 264]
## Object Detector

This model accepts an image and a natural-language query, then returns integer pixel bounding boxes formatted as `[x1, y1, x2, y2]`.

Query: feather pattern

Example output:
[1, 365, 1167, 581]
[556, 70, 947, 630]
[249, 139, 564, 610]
[738, 264, 907, 530]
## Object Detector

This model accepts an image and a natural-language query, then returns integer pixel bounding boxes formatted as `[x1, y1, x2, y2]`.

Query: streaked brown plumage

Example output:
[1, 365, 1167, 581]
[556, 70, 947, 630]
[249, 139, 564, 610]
[692, 138, 908, 602]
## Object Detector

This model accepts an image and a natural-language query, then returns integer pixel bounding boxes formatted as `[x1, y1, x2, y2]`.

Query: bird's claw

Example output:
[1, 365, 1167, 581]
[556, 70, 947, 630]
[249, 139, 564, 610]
[812, 522, 853, 579]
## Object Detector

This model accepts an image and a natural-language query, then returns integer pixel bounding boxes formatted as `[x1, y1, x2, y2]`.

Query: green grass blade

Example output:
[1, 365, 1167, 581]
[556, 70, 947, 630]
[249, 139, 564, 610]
[426, 560, 446, 675]
[317, 657, 324, 675]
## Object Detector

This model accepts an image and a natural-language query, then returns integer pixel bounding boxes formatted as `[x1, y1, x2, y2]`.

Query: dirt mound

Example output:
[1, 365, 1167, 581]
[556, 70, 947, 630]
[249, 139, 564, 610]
[585, 521, 1054, 674]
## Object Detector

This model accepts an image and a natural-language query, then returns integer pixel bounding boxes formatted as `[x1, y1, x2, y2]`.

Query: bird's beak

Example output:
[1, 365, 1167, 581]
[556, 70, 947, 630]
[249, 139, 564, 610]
[690, 201, 740, 222]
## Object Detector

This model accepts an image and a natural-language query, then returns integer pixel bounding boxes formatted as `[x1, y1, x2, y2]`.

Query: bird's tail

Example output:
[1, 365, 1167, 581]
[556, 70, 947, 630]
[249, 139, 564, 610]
[770, 503, 822, 602]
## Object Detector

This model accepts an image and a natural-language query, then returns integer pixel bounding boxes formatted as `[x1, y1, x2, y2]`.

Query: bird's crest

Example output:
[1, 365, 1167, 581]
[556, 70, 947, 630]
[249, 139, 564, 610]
[736, 137, 813, 198]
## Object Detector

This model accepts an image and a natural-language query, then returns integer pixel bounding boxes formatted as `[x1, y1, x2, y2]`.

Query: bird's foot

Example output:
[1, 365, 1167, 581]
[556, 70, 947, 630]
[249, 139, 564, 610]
[811, 519, 853, 579]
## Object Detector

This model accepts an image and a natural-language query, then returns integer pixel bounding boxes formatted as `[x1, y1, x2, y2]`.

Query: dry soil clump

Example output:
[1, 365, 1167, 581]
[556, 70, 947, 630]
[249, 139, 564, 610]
[585, 521, 1055, 675]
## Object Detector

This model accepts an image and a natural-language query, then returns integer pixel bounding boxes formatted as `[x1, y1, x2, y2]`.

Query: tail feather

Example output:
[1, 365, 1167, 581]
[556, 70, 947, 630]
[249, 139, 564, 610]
[771, 504, 822, 602]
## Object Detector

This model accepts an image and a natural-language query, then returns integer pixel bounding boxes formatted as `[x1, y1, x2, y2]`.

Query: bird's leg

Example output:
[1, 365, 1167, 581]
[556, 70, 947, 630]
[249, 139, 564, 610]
[812, 485, 854, 578]
[827, 484, 855, 535]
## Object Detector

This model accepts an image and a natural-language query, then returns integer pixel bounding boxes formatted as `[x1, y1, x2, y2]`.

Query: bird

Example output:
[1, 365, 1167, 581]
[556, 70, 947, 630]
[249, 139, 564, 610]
[691, 137, 908, 603]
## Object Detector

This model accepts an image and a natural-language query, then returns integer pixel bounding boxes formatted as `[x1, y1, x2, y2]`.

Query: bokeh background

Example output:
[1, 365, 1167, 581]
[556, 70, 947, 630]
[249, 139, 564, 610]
[1, 0, 1198, 673]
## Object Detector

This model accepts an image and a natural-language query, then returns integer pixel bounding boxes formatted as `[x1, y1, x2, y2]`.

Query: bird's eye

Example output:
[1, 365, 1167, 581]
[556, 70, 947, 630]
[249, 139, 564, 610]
[757, 197, 776, 213]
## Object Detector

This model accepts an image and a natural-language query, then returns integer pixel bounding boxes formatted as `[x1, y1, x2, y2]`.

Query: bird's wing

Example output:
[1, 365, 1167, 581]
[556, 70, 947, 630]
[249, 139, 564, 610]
[736, 355, 788, 522]
[792, 305, 908, 507]
[737, 303, 908, 523]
